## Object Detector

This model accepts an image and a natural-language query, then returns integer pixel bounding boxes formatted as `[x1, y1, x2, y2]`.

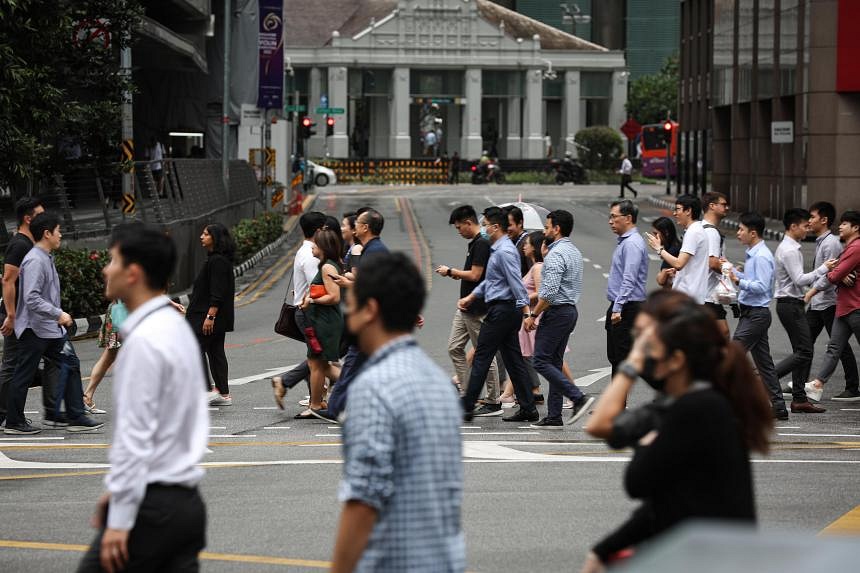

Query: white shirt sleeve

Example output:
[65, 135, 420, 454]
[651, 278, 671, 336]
[680, 225, 700, 256]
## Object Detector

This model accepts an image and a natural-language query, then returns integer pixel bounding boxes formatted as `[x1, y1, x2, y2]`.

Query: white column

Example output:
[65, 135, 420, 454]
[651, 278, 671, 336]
[609, 71, 628, 134]
[505, 96, 521, 159]
[328, 66, 349, 158]
[522, 68, 544, 159]
[564, 70, 581, 157]
[308, 67, 324, 157]
[461, 68, 483, 159]
[390, 67, 410, 158]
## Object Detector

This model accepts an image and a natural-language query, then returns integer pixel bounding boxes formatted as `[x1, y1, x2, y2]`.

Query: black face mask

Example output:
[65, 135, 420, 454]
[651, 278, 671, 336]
[640, 356, 666, 392]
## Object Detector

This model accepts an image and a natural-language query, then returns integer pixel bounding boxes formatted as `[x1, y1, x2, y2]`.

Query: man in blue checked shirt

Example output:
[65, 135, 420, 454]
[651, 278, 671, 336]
[524, 209, 594, 428]
[605, 200, 649, 377]
[458, 206, 539, 423]
[727, 212, 789, 421]
[332, 253, 464, 573]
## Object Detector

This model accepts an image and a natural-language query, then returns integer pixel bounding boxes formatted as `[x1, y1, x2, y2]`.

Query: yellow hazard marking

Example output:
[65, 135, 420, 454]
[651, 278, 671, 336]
[819, 505, 860, 536]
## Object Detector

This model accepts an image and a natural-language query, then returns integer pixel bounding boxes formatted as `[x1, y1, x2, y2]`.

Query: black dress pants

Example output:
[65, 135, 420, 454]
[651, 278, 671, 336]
[77, 485, 206, 573]
[774, 298, 813, 402]
[605, 301, 642, 378]
[196, 331, 228, 395]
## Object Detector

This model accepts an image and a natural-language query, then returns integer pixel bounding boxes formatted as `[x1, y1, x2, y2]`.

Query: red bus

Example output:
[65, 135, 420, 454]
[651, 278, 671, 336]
[639, 121, 678, 178]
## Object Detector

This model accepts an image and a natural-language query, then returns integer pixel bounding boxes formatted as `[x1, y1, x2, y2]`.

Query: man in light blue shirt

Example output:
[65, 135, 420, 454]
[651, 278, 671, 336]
[605, 200, 649, 377]
[728, 212, 788, 420]
[458, 206, 538, 423]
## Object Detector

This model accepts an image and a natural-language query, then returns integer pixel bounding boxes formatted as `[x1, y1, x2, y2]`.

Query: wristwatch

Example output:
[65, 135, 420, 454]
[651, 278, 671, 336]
[524, 312, 534, 318]
[657, 247, 664, 256]
[206, 314, 216, 321]
[446, 267, 453, 277]
[617, 360, 639, 380]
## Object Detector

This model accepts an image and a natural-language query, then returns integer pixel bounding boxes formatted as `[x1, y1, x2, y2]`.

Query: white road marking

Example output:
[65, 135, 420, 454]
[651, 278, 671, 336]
[575, 367, 613, 387]
[327, 426, 342, 429]
[461, 426, 482, 430]
[0, 437, 65, 441]
[263, 427, 292, 430]
[316, 433, 342, 437]
[583, 258, 591, 263]
[24, 411, 38, 415]
[483, 194, 496, 205]
[602, 273, 609, 279]
[461, 432, 541, 436]
[592, 264, 602, 269]
[209, 426, 226, 430]
[840, 409, 860, 411]
[597, 315, 606, 322]
[0, 449, 108, 470]
[228, 365, 297, 387]
[208, 408, 220, 412]
[778, 433, 860, 438]
[209, 434, 258, 438]
[775, 426, 800, 429]
[253, 407, 279, 410]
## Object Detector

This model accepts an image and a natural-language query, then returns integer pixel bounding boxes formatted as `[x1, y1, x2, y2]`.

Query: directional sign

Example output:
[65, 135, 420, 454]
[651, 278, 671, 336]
[284, 104, 306, 112]
[771, 121, 794, 144]
[271, 187, 284, 207]
[122, 193, 135, 214]
[314, 107, 345, 115]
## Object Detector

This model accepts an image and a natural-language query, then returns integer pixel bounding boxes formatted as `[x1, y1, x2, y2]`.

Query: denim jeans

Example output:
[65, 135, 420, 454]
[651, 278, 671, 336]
[533, 304, 583, 420]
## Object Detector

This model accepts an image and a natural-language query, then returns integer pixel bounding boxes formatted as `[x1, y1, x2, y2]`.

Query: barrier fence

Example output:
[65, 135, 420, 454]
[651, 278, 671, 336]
[317, 159, 451, 185]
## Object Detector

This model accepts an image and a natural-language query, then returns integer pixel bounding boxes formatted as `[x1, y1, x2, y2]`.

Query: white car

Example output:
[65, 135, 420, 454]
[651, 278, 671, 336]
[306, 160, 337, 187]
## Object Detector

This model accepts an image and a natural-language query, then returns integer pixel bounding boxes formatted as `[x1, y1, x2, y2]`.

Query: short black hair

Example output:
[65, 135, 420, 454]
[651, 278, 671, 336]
[809, 201, 836, 227]
[30, 212, 61, 242]
[15, 197, 43, 227]
[547, 209, 574, 237]
[299, 212, 327, 239]
[359, 209, 384, 236]
[355, 206, 371, 217]
[109, 223, 177, 291]
[840, 210, 860, 228]
[342, 212, 357, 231]
[505, 206, 524, 227]
[610, 199, 638, 223]
[739, 212, 766, 237]
[782, 208, 810, 230]
[482, 206, 508, 229]
[449, 205, 478, 225]
[205, 222, 236, 262]
[353, 252, 425, 333]
[675, 194, 702, 220]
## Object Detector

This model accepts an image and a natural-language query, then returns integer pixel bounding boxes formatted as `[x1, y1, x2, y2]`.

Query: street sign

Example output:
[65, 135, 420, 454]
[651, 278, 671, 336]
[771, 121, 793, 144]
[620, 118, 642, 140]
[122, 193, 135, 214]
[284, 104, 306, 112]
[320, 94, 328, 108]
[271, 187, 284, 207]
[314, 107, 345, 114]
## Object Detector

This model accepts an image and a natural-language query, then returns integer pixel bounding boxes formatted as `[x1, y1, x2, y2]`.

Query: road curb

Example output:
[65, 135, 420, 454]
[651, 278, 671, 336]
[647, 195, 785, 241]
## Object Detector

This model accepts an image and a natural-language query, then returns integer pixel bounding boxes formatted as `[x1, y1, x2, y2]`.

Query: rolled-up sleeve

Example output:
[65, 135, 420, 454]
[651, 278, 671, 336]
[338, 384, 395, 510]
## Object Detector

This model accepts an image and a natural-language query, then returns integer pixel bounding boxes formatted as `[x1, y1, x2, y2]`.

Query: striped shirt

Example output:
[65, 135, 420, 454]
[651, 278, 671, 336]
[339, 336, 465, 572]
[539, 237, 583, 305]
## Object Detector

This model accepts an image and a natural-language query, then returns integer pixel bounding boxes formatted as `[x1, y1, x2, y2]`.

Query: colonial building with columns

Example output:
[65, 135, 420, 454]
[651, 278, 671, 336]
[285, 0, 627, 160]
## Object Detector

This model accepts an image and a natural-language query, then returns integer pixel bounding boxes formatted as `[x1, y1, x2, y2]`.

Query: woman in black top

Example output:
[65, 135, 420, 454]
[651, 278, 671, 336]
[187, 223, 236, 405]
[581, 290, 773, 572]
[651, 216, 681, 288]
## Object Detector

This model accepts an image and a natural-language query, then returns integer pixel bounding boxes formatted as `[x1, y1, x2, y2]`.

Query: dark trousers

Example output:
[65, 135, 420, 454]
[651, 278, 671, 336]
[605, 301, 642, 378]
[816, 309, 860, 385]
[278, 309, 311, 390]
[533, 305, 583, 419]
[463, 301, 536, 414]
[77, 485, 206, 573]
[619, 174, 637, 197]
[775, 299, 813, 402]
[196, 331, 228, 395]
[326, 345, 367, 417]
[807, 305, 859, 390]
[7, 330, 82, 427]
[0, 331, 60, 424]
[732, 306, 786, 409]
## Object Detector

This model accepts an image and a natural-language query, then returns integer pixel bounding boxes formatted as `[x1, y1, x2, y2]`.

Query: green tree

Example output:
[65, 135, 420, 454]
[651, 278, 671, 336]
[626, 55, 679, 126]
[574, 126, 624, 170]
[0, 0, 142, 193]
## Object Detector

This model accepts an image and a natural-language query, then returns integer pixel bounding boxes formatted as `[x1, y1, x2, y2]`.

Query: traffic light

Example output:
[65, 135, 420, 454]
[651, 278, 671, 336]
[325, 116, 335, 136]
[300, 116, 316, 139]
[662, 121, 673, 145]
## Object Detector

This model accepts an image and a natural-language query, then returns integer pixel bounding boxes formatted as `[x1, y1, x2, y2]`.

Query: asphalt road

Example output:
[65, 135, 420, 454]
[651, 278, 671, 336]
[1, 183, 858, 572]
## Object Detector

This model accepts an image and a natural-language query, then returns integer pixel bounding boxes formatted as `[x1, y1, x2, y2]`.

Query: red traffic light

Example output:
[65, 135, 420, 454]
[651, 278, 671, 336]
[326, 117, 335, 127]
[301, 117, 312, 127]
[663, 121, 673, 131]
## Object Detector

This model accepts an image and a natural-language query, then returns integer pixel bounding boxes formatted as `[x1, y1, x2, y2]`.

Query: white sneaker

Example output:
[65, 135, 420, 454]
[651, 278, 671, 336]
[206, 390, 220, 404]
[805, 382, 823, 402]
[210, 394, 232, 406]
[85, 403, 107, 415]
[298, 396, 310, 407]
[562, 398, 573, 410]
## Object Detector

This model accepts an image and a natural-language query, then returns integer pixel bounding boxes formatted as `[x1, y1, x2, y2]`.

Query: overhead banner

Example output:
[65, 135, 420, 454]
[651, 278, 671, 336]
[257, 0, 284, 109]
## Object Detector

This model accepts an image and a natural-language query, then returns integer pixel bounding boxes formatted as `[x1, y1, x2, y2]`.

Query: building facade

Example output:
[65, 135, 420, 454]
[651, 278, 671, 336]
[682, 0, 860, 218]
[282, 0, 627, 160]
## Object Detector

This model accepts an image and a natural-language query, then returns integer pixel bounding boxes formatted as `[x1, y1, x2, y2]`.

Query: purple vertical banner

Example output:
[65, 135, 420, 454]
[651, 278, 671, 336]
[258, 0, 283, 109]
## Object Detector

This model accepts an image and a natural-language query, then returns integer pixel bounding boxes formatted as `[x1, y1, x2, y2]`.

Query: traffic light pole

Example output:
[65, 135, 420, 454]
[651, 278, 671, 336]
[665, 138, 671, 195]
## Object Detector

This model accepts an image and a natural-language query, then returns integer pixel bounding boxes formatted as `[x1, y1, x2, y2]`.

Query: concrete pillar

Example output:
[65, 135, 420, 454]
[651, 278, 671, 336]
[461, 68, 483, 159]
[328, 66, 349, 158]
[308, 67, 325, 157]
[506, 97, 522, 158]
[609, 71, 628, 134]
[564, 70, 581, 156]
[522, 68, 544, 159]
[390, 67, 410, 158]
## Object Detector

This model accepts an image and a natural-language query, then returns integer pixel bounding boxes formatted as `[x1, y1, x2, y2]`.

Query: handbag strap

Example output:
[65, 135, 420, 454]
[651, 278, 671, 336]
[283, 263, 294, 304]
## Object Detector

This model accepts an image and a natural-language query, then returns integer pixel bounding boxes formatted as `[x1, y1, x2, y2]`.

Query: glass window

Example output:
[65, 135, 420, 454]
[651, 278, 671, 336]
[482, 71, 523, 97]
[410, 70, 464, 97]
[737, 0, 753, 103]
[349, 69, 391, 97]
[712, 0, 735, 106]
[758, 0, 775, 99]
[543, 76, 564, 98]
[779, 2, 799, 96]
[586, 100, 610, 126]
[581, 72, 612, 98]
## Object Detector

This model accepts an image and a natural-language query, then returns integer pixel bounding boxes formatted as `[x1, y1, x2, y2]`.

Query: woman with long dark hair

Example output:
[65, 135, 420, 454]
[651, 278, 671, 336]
[580, 290, 773, 572]
[651, 217, 681, 288]
[187, 222, 236, 405]
[297, 228, 343, 418]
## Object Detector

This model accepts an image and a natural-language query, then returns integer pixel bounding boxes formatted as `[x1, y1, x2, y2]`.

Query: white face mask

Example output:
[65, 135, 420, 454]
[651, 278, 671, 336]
[480, 226, 490, 240]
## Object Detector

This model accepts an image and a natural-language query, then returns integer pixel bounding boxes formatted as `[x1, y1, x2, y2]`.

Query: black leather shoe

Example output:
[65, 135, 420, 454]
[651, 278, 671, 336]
[773, 407, 789, 421]
[532, 393, 545, 405]
[503, 408, 539, 423]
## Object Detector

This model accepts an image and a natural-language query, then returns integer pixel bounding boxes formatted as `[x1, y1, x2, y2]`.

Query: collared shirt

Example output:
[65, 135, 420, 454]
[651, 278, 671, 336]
[621, 158, 633, 175]
[339, 336, 464, 573]
[736, 240, 775, 307]
[607, 228, 648, 312]
[14, 246, 64, 339]
[672, 220, 711, 304]
[472, 235, 529, 308]
[539, 237, 583, 306]
[292, 240, 319, 306]
[106, 295, 209, 530]
[359, 236, 389, 259]
[810, 232, 843, 311]
[774, 235, 827, 299]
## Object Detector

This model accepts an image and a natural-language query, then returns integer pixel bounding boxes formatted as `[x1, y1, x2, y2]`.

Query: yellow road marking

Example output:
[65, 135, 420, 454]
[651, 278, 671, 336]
[235, 250, 293, 301]
[0, 470, 108, 481]
[0, 539, 331, 568]
[820, 505, 860, 536]
[236, 256, 296, 309]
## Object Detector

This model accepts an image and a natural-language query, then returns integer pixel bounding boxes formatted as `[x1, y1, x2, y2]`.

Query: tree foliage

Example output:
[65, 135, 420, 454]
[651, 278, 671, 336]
[0, 0, 142, 191]
[574, 126, 624, 170]
[626, 55, 679, 126]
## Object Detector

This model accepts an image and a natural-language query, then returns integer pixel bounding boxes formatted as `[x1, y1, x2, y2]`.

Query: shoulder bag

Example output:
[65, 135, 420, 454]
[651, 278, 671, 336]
[274, 271, 304, 342]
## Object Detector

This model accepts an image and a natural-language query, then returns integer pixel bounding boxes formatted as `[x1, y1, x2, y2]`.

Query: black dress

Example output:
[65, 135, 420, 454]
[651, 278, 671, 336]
[593, 386, 756, 562]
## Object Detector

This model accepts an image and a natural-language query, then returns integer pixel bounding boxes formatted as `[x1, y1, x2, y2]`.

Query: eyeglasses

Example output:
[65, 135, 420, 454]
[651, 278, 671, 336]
[608, 213, 627, 220]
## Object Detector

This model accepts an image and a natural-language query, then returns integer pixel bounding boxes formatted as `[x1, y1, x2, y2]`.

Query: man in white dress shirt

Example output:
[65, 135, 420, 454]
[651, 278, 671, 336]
[78, 225, 209, 573]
